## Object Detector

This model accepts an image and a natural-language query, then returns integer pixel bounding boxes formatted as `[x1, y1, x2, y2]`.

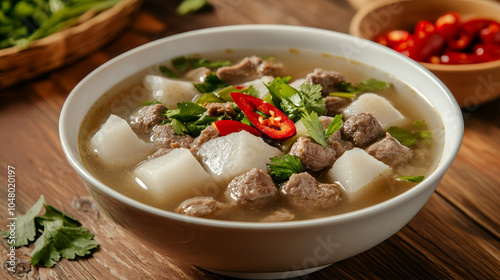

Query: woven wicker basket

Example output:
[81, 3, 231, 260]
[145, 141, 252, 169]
[0, 0, 144, 89]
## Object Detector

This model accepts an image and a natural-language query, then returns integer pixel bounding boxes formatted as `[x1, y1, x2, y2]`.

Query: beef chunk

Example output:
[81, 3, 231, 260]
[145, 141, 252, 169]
[215, 56, 282, 84]
[225, 168, 278, 209]
[324, 96, 350, 116]
[342, 113, 385, 147]
[305, 68, 347, 96]
[366, 132, 413, 167]
[190, 125, 219, 154]
[260, 208, 295, 222]
[152, 123, 193, 148]
[204, 102, 237, 118]
[129, 104, 166, 134]
[176, 197, 226, 218]
[319, 116, 354, 157]
[184, 67, 210, 83]
[289, 137, 336, 171]
[280, 172, 343, 213]
[257, 59, 283, 77]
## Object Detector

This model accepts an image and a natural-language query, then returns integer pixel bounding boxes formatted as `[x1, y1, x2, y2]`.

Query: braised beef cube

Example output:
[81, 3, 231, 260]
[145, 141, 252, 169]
[260, 208, 295, 222]
[129, 104, 166, 134]
[176, 197, 226, 218]
[190, 125, 220, 154]
[280, 172, 343, 213]
[367, 132, 413, 167]
[342, 113, 385, 147]
[330, 140, 354, 158]
[257, 59, 283, 77]
[305, 68, 347, 96]
[216, 56, 263, 84]
[325, 96, 350, 116]
[204, 102, 237, 118]
[184, 67, 211, 83]
[225, 168, 278, 209]
[289, 137, 336, 171]
[152, 123, 194, 148]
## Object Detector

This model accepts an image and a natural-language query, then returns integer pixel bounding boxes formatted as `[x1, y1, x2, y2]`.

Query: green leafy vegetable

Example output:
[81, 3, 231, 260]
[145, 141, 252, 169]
[171, 56, 231, 70]
[193, 72, 229, 93]
[330, 78, 391, 97]
[265, 77, 342, 147]
[176, 0, 208, 15]
[164, 102, 220, 137]
[388, 121, 432, 147]
[1, 0, 121, 49]
[1, 195, 98, 267]
[267, 155, 303, 184]
[397, 176, 425, 183]
[159, 65, 178, 78]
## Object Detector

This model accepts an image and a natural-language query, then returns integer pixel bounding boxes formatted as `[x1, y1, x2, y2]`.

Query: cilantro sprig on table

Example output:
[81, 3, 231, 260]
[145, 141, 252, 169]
[265, 77, 342, 147]
[1, 195, 98, 267]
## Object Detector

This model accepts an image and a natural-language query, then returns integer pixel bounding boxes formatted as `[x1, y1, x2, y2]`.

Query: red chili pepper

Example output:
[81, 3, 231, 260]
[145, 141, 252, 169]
[447, 30, 473, 51]
[474, 43, 500, 62]
[230, 92, 296, 141]
[415, 32, 445, 62]
[394, 37, 417, 59]
[414, 20, 435, 39]
[440, 51, 480, 64]
[461, 19, 492, 35]
[480, 21, 500, 44]
[378, 30, 412, 48]
[435, 12, 461, 41]
[212, 120, 261, 137]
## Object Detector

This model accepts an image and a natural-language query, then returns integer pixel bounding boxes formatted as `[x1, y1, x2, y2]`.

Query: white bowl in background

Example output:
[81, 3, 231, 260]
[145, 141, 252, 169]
[59, 25, 463, 279]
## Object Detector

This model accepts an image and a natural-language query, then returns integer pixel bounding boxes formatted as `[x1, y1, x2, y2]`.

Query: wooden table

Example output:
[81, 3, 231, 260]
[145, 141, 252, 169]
[1, 0, 499, 279]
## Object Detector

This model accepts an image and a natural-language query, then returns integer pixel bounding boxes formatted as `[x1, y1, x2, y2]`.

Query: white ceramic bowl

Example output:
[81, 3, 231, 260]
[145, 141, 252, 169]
[59, 25, 463, 279]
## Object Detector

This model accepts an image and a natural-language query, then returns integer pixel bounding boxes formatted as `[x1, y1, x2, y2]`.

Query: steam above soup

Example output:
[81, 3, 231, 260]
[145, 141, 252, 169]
[79, 49, 443, 222]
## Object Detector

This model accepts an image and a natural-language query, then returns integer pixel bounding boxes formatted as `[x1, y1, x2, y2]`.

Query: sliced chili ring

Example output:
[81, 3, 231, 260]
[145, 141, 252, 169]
[230, 92, 296, 141]
[212, 120, 261, 137]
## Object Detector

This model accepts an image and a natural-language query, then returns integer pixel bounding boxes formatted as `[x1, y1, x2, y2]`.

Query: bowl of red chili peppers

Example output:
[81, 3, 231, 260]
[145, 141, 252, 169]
[349, 0, 500, 107]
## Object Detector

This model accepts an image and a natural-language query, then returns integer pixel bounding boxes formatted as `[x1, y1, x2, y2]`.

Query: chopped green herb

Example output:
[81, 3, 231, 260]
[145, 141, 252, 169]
[1, 195, 98, 267]
[171, 119, 189, 135]
[193, 72, 229, 93]
[176, 0, 208, 15]
[141, 100, 162, 106]
[159, 65, 178, 78]
[388, 122, 432, 147]
[397, 176, 425, 183]
[164, 102, 220, 137]
[172, 56, 231, 70]
[267, 155, 303, 184]
[332, 78, 391, 96]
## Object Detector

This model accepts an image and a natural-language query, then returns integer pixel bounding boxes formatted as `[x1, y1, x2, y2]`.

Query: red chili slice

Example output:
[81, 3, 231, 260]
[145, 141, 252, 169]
[378, 30, 412, 48]
[480, 21, 500, 44]
[230, 92, 296, 141]
[440, 51, 480, 64]
[474, 43, 500, 62]
[435, 12, 461, 41]
[414, 20, 435, 39]
[212, 120, 261, 137]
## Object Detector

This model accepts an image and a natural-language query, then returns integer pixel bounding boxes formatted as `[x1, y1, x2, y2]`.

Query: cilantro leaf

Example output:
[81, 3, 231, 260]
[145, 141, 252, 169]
[1, 195, 44, 247]
[159, 65, 178, 78]
[388, 122, 432, 147]
[397, 176, 425, 183]
[324, 114, 343, 140]
[301, 111, 329, 147]
[267, 155, 303, 184]
[194, 73, 229, 93]
[171, 119, 189, 135]
[331, 78, 391, 96]
[30, 220, 98, 267]
[1, 195, 99, 267]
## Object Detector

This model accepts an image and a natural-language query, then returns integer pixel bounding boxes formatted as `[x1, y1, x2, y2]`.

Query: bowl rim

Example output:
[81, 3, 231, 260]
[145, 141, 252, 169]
[59, 24, 464, 230]
[349, 0, 500, 72]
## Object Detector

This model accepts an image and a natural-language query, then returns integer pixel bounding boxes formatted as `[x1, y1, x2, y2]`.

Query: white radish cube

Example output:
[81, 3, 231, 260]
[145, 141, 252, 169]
[134, 148, 217, 203]
[143, 75, 199, 109]
[289, 78, 306, 90]
[197, 131, 282, 185]
[240, 76, 274, 99]
[90, 114, 154, 165]
[343, 93, 405, 129]
[327, 147, 390, 194]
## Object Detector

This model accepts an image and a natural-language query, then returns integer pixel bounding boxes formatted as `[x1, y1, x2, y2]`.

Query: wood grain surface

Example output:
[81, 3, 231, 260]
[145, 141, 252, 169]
[1, 0, 499, 279]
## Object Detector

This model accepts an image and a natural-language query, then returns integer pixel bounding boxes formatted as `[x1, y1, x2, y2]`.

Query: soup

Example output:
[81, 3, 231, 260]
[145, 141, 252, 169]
[79, 49, 443, 222]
